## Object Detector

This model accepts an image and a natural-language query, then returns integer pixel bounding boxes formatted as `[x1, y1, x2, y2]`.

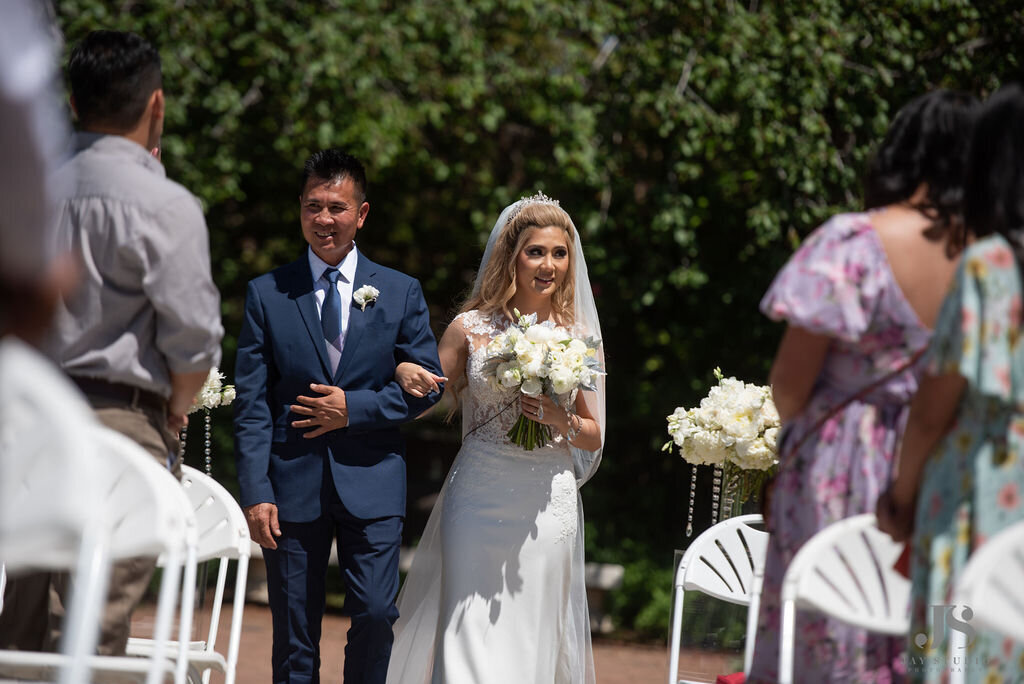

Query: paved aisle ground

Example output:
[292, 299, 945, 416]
[136, 602, 734, 683]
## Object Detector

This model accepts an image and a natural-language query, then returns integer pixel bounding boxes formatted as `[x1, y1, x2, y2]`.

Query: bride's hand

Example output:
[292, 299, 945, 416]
[520, 393, 558, 425]
[396, 362, 447, 397]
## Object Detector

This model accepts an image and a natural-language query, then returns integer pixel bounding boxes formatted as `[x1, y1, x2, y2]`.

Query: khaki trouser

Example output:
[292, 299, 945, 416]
[0, 399, 181, 656]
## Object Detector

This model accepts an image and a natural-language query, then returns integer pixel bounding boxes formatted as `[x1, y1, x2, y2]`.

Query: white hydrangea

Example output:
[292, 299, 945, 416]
[188, 366, 236, 414]
[664, 368, 780, 471]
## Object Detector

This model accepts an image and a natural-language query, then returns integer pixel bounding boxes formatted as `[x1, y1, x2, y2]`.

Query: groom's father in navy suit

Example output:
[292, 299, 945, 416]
[234, 149, 443, 684]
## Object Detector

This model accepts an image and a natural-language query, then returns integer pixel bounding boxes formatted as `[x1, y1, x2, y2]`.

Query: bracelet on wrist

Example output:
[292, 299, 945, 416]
[564, 408, 581, 442]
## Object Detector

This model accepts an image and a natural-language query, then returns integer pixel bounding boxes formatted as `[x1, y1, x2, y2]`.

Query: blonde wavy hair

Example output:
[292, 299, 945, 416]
[459, 202, 577, 323]
[446, 202, 577, 418]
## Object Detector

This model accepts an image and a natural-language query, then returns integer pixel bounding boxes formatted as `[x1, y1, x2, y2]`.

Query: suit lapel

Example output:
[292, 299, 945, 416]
[284, 257, 333, 378]
[334, 256, 377, 382]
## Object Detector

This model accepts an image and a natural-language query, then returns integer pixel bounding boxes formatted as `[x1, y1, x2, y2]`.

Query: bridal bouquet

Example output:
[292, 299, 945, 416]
[481, 310, 603, 450]
[663, 368, 780, 471]
[188, 367, 236, 414]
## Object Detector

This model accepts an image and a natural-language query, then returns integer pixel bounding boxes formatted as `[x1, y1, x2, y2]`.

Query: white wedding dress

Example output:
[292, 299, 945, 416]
[386, 310, 596, 684]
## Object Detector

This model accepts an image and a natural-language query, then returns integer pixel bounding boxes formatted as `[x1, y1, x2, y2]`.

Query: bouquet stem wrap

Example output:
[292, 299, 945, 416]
[507, 414, 553, 451]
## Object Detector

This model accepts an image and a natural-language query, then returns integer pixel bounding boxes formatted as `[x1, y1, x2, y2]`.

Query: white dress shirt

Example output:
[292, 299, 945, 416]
[308, 244, 358, 373]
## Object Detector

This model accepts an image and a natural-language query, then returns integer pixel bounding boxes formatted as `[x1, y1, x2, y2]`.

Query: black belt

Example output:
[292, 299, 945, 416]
[70, 376, 166, 413]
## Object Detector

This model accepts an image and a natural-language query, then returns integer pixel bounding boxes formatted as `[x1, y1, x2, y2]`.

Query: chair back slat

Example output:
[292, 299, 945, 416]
[785, 514, 909, 635]
[681, 515, 768, 606]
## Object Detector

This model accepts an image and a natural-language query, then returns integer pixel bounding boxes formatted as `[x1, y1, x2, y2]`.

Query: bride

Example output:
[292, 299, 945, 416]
[386, 193, 606, 684]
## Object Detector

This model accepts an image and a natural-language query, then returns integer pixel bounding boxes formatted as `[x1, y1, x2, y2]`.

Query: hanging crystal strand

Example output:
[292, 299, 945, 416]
[685, 464, 699, 537]
[711, 465, 723, 525]
[204, 410, 212, 477]
[721, 464, 737, 521]
[179, 422, 188, 463]
[199, 414, 213, 640]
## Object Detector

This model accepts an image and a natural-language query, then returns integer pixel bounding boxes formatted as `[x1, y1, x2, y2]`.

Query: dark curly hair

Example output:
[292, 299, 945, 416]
[864, 89, 978, 250]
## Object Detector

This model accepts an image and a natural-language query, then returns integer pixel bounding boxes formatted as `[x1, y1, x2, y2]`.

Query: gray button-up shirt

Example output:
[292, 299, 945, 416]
[48, 133, 223, 397]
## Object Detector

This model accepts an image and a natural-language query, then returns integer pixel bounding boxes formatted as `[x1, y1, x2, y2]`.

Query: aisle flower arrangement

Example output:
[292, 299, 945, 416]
[664, 368, 779, 534]
[184, 367, 236, 476]
[188, 367, 236, 414]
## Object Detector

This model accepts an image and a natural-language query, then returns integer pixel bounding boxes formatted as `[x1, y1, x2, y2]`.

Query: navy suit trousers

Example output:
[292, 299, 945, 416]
[263, 486, 403, 684]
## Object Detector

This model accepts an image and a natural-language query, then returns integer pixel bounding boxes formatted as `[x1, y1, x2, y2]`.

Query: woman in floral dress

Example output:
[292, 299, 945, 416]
[746, 90, 977, 682]
[878, 83, 1024, 684]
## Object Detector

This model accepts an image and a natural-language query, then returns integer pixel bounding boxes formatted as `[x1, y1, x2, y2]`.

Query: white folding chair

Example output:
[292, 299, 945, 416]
[0, 423, 199, 684]
[778, 513, 910, 684]
[948, 518, 1024, 684]
[667, 514, 768, 684]
[0, 339, 110, 684]
[128, 465, 251, 684]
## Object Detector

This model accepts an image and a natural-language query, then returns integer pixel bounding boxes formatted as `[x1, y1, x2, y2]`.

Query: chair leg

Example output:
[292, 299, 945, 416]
[174, 545, 199, 684]
[667, 584, 685, 684]
[743, 574, 763, 675]
[59, 528, 110, 684]
[778, 599, 796, 684]
[948, 627, 967, 684]
[146, 549, 183, 684]
[222, 559, 248, 684]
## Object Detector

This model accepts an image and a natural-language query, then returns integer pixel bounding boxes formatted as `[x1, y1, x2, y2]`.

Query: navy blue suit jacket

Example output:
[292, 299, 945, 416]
[233, 251, 443, 522]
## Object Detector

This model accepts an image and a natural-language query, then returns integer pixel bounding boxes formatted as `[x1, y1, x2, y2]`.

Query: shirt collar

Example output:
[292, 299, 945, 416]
[308, 244, 359, 285]
[72, 132, 166, 177]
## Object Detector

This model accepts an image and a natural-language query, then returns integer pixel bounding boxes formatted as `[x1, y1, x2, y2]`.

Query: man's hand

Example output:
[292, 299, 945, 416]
[167, 412, 187, 434]
[244, 502, 282, 549]
[291, 383, 349, 437]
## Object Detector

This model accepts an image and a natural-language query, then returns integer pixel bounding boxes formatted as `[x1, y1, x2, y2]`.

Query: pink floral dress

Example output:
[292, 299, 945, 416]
[908, 234, 1024, 683]
[748, 212, 930, 682]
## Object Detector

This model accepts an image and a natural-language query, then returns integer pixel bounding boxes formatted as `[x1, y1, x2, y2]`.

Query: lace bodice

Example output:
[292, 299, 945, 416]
[456, 310, 571, 450]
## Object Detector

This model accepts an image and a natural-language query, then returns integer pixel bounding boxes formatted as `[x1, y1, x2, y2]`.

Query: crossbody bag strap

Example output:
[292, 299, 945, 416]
[786, 346, 927, 455]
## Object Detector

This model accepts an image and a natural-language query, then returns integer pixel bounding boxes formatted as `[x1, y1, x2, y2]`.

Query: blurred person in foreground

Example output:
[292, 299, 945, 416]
[0, 0, 93, 635]
[878, 82, 1024, 684]
[0, 29, 223, 657]
[747, 89, 978, 683]
[0, 0, 71, 346]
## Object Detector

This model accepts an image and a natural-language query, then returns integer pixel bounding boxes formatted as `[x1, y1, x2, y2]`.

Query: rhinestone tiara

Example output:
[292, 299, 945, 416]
[505, 191, 561, 225]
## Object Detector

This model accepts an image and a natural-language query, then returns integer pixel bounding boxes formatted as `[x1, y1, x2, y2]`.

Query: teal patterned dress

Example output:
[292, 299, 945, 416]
[910, 234, 1024, 683]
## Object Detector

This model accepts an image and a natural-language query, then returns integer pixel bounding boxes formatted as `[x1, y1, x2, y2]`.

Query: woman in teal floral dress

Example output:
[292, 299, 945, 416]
[878, 83, 1024, 684]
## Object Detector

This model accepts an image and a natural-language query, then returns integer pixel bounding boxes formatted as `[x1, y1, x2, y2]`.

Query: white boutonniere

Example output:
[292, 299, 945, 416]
[353, 284, 380, 311]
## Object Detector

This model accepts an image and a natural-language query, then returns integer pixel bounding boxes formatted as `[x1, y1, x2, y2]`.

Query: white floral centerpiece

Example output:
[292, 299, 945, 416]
[481, 309, 604, 450]
[188, 367, 236, 414]
[664, 368, 779, 532]
[184, 367, 235, 476]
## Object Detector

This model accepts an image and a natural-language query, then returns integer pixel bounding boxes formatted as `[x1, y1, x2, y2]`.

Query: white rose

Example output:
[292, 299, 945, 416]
[222, 386, 236, 405]
[524, 357, 547, 378]
[513, 337, 533, 357]
[200, 389, 221, 409]
[520, 378, 543, 396]
[525, 324, 557, 344]
[690, 429, 728, 465]
[496, 361, 523, 388]
[567, 338, 588, 354]
[549, 366, 576, 395]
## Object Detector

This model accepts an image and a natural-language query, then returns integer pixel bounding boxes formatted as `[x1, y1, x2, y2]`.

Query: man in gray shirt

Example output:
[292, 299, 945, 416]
[0, 29, 223, 656]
